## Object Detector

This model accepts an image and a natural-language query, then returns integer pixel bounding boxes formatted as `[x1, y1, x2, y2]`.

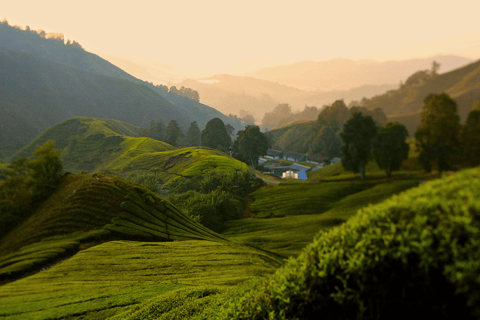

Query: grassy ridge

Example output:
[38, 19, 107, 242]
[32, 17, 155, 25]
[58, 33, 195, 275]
[105, 147, 248, 183]
[0, 240, 281, 320]
[0, 172, 242, 282]
[223, 180, 418, 257]
[11, 117, 175, 172]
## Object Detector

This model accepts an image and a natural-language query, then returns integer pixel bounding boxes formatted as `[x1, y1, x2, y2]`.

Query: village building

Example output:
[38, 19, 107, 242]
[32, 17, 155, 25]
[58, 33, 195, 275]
[266, 149, 283, 160]
[283, 151, 306, 162]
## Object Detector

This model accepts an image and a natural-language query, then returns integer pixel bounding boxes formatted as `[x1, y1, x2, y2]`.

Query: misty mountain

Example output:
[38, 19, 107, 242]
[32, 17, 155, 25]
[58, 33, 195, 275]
[0, 21, 243, 135]
[0, 47, 190, 158]
[248, 56, 473, 91]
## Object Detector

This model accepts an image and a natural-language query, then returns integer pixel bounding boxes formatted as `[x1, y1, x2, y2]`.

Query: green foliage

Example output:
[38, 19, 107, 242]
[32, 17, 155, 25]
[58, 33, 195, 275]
[0, 140, 63, 241]
[166, 170, 264, 231]
[311, 120, 342, 158]
[186, 121, 201, 146]
[232, 125, 269, 167]
[217, 167, 480, 319]
[460, 106, 480, 167]
[169, 189, 243, 232]
[415, 93, 460, 173]
[165, 120, 185, 147]
[201, 118, 232, 153]
[373, 122, 409, 177]
[341, 112, 378, 178]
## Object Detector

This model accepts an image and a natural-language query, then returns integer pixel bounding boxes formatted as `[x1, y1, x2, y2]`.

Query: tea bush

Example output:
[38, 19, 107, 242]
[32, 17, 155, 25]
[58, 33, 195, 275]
[217, 167, 480, 319]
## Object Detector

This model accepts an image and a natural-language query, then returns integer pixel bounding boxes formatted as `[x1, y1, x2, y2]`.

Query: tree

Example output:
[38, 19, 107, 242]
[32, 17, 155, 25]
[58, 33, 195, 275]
[165, 120, 184, 147]
[460, 102, 480, 167]
[311, 120, 342, 158]
[340, 112, 378, 178]
[149, 119, 165, 142]
[201, 118, 231, 153]
[225, 124, 235, 138]
[373, 122, 409, 178]
[415, 93, 460, 173]
[26, 140, 63, 198]
[186, 121, 201, 146]
[232, 126, 269, 167]
[431, 60, 441, 76]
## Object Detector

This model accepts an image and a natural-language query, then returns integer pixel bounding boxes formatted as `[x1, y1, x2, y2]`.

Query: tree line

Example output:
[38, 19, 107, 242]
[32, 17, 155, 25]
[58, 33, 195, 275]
[339, 93, 480, 178]
[1, 18, 83, 49]
[155, 84, 200, 102]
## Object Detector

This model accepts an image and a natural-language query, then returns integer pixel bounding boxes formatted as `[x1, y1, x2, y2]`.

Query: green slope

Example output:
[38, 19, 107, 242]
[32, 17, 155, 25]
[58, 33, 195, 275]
[11, 117, 247, 179]
[11, 117, 175, 173]
[222, 180, 418, 257]
[212, 166, 480, 319]
[362, 59, 480, 135]
[0, 47, 191, 158]
[0, 172, 241, 283]
[0, 240, 280, 320]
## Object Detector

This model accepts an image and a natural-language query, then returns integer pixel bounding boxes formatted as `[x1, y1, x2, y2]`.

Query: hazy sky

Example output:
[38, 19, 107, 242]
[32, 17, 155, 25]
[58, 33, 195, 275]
[3, 0, 480, 72]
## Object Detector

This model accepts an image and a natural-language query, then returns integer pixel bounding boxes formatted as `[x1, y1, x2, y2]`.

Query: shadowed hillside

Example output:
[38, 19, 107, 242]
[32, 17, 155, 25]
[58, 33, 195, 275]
[362, 59, 480, 135]
[0, 47, 189, 158]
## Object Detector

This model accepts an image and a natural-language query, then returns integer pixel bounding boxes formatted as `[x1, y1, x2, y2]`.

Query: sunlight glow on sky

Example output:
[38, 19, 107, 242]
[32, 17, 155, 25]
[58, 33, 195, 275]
[3, 0, 480, 73]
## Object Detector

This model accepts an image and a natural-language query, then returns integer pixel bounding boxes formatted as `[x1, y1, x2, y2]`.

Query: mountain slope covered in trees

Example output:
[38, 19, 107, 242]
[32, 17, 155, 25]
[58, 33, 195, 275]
[362, 59, 480, 135]
[0, 21, 243, 157]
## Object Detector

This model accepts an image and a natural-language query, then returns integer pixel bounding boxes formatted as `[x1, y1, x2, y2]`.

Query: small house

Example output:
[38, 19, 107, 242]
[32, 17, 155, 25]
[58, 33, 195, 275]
[266, 149, 283, 160]
[283, 151, 307, 162]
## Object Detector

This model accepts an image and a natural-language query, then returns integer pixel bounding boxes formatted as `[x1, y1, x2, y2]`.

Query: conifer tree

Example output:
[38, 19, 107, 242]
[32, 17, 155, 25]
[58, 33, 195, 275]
[165, 120, 184, 147]
[186, 121, 201, 146]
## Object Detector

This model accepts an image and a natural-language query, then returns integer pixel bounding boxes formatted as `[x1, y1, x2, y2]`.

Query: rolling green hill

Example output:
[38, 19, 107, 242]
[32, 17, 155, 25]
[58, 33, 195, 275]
[0, 171, 256, 284]
[11, 117, 247, 180]
[11, 117, 175, 173]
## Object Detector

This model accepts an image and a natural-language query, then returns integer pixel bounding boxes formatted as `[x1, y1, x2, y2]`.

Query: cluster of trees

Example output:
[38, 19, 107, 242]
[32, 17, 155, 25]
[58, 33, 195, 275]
[339, 93, 480, 178]
[261, 104, 320, 130]
[138, 119, 202, 147]
[341, 112, 409, 178]
[415, 94, 480, 172]
[155, 84, 200, 102]
[0, 141, 64, 236]
[1, 19, 83, 49]
[166, 170, 264, 232]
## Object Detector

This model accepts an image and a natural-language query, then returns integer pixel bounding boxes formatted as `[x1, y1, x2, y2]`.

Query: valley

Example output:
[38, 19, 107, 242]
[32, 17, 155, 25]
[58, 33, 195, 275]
[1, 12, 480, 320]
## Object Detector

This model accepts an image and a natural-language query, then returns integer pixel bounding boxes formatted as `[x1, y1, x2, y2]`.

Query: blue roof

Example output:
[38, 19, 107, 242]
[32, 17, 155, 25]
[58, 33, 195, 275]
[297, 171, 308, 180]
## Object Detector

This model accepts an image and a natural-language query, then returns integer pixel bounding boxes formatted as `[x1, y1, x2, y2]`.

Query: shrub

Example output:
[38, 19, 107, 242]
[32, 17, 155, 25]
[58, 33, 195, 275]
[168, 189, 242, 232]
[218, 167, 480, 319]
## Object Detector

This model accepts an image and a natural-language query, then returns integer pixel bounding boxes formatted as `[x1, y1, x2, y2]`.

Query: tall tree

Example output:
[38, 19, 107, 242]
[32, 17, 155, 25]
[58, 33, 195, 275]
[165, 120, 184, 147]
[460, 102, 480, 167]
[311, 120, 342, 158]
[373, 122, 409, 178]
[232, 126, 269, 167]
[186, 121, 201, 146]
[201, 118, 231, 153]
[340, 112, 378, 178]
[415, 93, 460, 173]
[225, 124, 235, 138]
[149, 119, 165, 142]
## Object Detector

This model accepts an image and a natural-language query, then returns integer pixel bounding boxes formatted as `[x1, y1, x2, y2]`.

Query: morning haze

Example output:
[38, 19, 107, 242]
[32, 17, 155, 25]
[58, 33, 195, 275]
[1, 0, 480, 319]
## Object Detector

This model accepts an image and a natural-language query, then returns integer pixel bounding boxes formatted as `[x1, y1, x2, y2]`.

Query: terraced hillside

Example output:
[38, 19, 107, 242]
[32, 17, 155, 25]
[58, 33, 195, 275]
[222, 179, 419, 257]
[10, 117, 246, 180]
[0, 240, 280, 320]
[0, 173, 240, 283]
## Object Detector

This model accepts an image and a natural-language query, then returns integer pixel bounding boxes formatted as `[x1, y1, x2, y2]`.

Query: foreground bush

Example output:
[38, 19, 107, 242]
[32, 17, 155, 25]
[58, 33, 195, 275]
[217, 167, 480, 319]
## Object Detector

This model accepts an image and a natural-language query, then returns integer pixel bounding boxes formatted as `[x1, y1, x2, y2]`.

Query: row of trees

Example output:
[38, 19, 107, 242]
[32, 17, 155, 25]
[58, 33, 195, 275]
[340, 93, 480, 178]
[155, 84, 200, 102]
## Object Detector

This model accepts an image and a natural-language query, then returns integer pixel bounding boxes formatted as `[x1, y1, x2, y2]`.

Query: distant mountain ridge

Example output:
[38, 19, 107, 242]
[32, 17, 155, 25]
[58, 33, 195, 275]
[249, 56, 473, 91]
[0, 21, 243, 157]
